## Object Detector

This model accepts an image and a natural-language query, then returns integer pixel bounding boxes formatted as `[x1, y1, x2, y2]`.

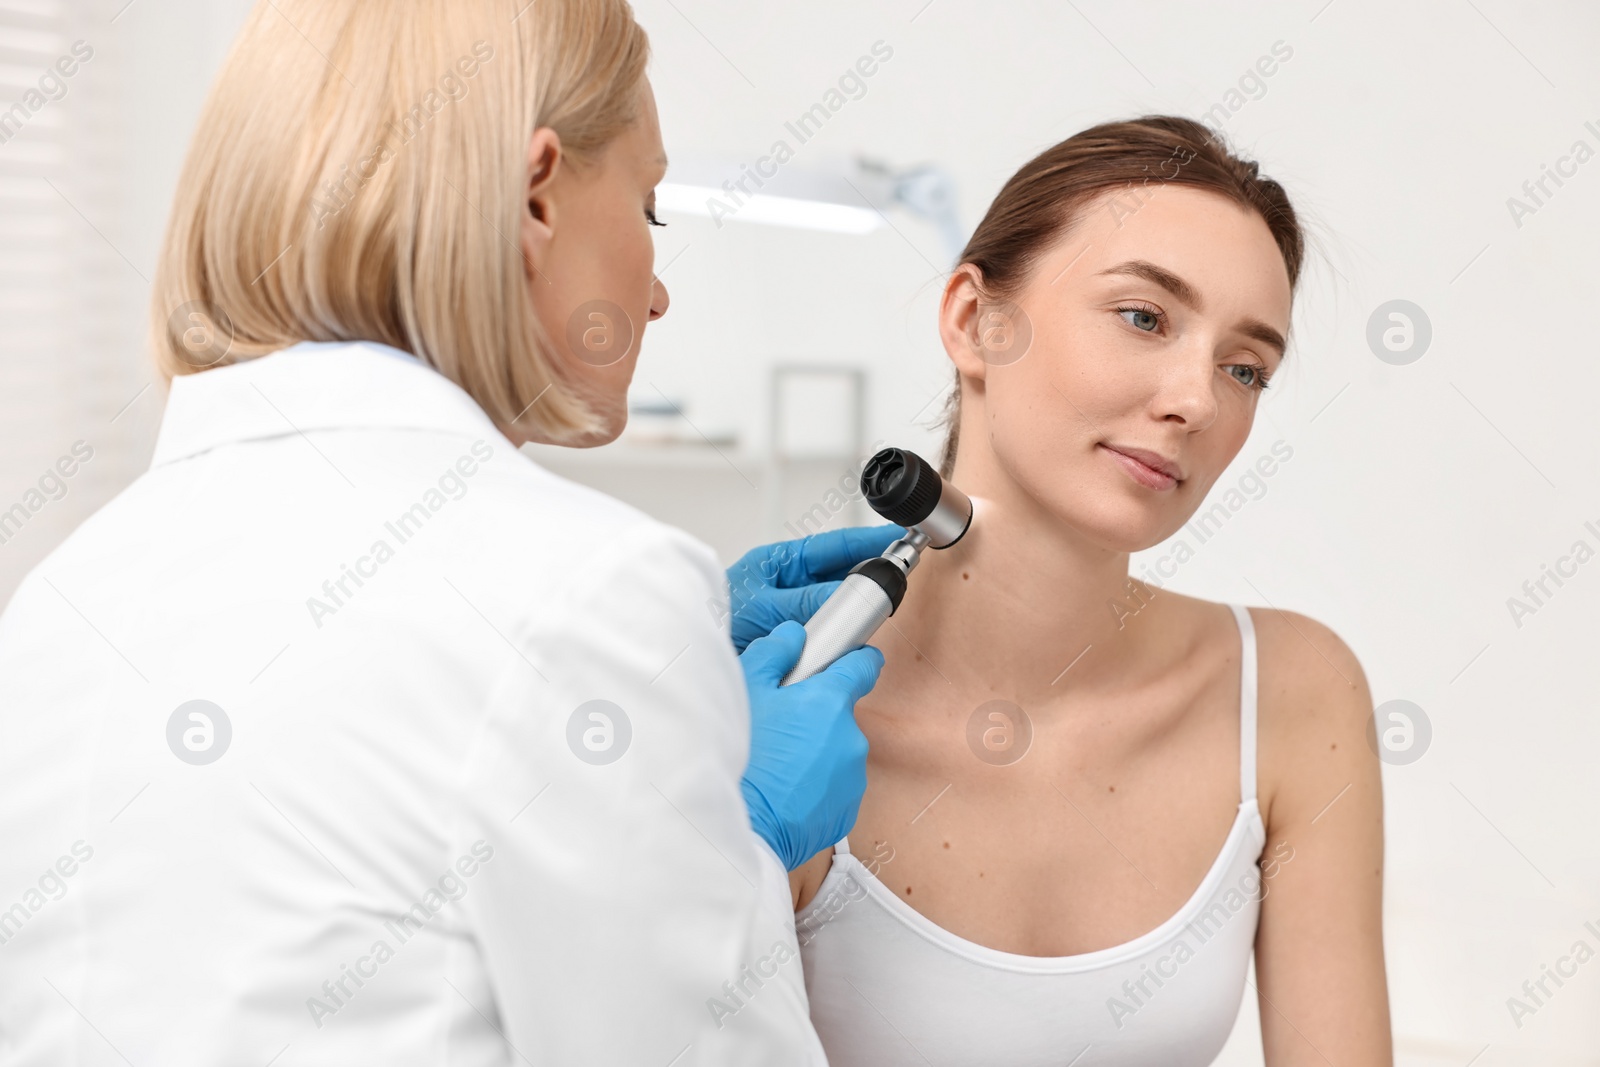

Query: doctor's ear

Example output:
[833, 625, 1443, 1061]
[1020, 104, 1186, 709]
[520, 127, 563, 265]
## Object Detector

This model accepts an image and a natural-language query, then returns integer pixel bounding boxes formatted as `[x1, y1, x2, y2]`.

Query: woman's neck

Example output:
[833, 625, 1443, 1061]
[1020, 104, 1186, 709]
[888, 452, 1163, 704]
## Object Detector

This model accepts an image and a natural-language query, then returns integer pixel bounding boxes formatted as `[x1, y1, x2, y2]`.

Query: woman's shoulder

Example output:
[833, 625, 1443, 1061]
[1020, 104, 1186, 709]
[1152, 591, 1377, 826]
[1158, 590, 1368, 714]
[1243, 603, 1366, 685]
[1238, 603, 1379, 830]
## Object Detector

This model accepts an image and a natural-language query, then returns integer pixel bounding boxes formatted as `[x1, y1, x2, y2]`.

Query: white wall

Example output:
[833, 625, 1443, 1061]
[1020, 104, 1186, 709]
[3, 0, 1597, 1061]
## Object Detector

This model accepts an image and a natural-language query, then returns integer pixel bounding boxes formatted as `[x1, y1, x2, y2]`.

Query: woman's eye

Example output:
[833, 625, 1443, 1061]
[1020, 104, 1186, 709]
[646, 202, 667, 227]
[1117, 306, 1163, 333]
[1227, 363, 1271, 391]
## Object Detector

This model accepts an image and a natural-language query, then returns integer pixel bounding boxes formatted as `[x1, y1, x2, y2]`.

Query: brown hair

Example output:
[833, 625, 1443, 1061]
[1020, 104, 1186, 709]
[937, 114, 1305, 476]
[151, 0, 650, 444]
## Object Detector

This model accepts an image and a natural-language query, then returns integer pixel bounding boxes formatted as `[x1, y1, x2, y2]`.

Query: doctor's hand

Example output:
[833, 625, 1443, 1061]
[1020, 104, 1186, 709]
[738, 620, 884, 871]
[724, 524, 905, 653]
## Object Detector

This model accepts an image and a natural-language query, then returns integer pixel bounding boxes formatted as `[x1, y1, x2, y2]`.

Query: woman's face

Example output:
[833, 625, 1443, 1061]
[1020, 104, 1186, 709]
[518, 79, 670, 446]
[940, 183, 1293, 551]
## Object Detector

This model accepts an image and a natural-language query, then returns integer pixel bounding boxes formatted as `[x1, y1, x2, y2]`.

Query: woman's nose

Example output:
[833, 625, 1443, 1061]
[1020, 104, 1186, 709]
[649, 276, 670, 321]
[1158, 351, 1218, 430]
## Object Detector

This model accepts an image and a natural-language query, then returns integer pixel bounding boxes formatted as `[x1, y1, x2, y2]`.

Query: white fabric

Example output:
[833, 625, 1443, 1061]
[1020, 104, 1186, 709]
[797, 603, 1265, 1066]
[0, 340, 822, 1066]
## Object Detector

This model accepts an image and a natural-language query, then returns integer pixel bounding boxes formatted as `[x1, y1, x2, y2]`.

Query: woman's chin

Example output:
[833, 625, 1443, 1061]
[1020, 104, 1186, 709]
[1058, 502, 1190, 556]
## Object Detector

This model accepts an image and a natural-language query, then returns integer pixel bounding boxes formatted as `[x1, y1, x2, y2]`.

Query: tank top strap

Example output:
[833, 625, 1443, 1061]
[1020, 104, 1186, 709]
[1228, 603, 1259, 805]
[833, 836, 853, 857]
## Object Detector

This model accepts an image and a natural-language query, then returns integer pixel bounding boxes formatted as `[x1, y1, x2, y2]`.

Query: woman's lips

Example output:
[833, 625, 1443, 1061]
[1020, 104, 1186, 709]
[1099, 444, 1179, 490]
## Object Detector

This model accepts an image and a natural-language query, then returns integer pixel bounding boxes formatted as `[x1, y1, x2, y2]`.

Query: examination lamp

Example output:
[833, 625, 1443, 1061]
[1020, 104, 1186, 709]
[781, 448, 973, 686]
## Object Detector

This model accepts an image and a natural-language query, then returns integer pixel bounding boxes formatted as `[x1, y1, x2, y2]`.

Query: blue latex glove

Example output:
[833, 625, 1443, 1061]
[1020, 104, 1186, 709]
[739, 620, 884, 871]
[724, 524, 905, 653]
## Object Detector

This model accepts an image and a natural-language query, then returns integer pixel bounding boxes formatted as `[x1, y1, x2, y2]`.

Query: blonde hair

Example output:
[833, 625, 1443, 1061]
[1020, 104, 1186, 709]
[151, 0, 650, 442]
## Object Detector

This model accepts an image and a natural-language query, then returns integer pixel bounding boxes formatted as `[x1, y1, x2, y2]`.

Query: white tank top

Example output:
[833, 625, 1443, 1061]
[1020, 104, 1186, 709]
[797, 603, 1265, 1066]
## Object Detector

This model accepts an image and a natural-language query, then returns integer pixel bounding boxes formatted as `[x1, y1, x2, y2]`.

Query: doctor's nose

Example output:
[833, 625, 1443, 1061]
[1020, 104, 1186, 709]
[649, 276, 670, 321]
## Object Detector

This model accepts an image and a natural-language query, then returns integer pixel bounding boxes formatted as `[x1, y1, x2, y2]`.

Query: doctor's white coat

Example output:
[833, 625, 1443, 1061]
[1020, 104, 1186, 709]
[0, 341, 821, 1065]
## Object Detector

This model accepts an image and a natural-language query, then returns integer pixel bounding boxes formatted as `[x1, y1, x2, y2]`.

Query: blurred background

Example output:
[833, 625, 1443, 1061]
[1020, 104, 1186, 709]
[3, 0, 1598, 1062]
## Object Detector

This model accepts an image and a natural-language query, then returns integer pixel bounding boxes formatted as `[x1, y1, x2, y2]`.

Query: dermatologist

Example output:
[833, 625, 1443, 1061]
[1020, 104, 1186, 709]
[0, 1, 895, 1063]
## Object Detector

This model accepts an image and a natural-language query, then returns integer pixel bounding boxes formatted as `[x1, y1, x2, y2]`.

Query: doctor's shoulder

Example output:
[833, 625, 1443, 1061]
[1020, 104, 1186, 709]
[454, 441, 729, 624]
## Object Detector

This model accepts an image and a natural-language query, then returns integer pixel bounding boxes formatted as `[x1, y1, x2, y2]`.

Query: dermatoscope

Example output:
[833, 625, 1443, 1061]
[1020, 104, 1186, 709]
[780, 448, 973, 687]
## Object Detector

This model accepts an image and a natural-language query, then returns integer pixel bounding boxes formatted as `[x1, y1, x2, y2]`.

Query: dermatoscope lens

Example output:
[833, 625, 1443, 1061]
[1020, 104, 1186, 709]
[860, 448, 972, 548]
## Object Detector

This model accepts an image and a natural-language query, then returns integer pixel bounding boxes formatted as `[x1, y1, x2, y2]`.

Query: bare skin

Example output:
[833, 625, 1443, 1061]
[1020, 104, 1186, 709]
[791, 184, 1391, 1064]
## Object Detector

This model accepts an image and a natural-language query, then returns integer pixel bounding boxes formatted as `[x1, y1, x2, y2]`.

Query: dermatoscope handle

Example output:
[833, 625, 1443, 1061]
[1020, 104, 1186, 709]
[780, 561, 906, 687]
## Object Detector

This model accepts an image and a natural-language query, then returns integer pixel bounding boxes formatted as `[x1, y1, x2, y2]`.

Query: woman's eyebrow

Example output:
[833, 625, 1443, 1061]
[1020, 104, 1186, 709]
[1096, 258, 1286, 356]
[1097, 259, 1202, 309]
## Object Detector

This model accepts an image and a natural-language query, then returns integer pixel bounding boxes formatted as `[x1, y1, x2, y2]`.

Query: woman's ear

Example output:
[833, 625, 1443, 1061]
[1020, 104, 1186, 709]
[938, 263, 991, 383]
[519, 127, 563, 282]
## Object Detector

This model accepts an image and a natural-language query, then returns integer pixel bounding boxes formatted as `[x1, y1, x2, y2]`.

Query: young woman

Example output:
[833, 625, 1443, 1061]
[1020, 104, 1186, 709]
[791, 118, 1392, 1065]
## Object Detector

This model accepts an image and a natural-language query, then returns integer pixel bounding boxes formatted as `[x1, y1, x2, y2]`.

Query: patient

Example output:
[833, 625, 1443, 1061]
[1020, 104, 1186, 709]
[791, 116, 1391, 1065]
